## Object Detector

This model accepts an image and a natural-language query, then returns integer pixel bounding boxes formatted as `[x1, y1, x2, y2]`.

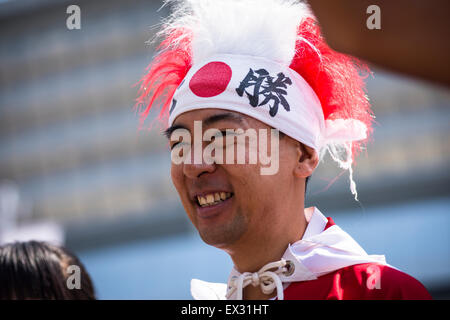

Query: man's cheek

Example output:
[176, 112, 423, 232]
[170, 165, 184, 196]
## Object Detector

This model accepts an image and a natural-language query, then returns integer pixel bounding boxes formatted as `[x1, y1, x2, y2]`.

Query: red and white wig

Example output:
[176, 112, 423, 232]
[135, 0, 374, 199]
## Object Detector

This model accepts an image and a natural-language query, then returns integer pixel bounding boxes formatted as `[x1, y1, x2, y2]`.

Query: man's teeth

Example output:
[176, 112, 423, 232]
[197, 192, 232, 207]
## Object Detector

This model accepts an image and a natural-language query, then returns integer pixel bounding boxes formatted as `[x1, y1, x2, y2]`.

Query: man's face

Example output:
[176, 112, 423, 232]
[167, 109, 302, 249]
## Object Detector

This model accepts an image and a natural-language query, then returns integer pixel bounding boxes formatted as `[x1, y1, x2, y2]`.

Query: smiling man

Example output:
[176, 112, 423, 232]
[136, 0, 431, 300]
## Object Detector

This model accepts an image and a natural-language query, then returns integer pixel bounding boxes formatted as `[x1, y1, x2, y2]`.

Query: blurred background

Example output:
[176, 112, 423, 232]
[0, 0, 449, 299]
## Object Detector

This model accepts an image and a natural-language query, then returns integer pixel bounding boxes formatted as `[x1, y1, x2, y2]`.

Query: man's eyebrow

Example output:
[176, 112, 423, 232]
[203, 112, 244, 127]
[163, 124, 188, 139]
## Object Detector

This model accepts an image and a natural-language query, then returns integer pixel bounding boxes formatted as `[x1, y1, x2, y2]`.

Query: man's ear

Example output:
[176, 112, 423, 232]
[293, 142, 319, 178]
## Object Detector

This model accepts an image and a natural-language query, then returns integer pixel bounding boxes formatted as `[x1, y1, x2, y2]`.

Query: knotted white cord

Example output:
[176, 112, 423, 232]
[226, 259, 289, 300]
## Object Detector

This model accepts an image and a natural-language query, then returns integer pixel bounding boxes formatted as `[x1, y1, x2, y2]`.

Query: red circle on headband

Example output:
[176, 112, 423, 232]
[189, 61, 232, 97]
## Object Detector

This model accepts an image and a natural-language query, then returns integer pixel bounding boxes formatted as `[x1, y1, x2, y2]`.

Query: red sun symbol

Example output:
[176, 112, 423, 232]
[189, 61, 232, 98]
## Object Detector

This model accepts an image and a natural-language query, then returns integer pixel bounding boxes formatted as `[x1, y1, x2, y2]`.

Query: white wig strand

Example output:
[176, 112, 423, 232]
[160, 0, 314, 65]
[325, 142, 359, 201]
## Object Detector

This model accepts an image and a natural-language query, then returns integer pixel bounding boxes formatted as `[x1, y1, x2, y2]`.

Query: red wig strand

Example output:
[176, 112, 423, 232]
[135, 28, 192, 129]
[290, 17, 373, 157]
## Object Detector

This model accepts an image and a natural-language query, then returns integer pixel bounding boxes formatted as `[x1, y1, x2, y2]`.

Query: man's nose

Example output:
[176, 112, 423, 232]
[183, 149, 216, 178]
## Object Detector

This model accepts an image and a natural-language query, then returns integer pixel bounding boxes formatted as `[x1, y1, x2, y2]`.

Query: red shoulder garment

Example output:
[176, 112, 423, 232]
[283, 218, 432, 300]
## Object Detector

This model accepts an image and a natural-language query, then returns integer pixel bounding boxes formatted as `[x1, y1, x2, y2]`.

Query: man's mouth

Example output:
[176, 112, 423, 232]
[196, 192, 233, 207]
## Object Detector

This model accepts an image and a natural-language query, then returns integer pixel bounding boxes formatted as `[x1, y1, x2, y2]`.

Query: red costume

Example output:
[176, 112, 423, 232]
[282, 218, 431, 300]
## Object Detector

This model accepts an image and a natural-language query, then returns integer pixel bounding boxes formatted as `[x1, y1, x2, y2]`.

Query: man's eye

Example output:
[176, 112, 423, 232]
[211, 130, 225, 138]
[209, 130, 234, 142]
[217, 130, 238, 138]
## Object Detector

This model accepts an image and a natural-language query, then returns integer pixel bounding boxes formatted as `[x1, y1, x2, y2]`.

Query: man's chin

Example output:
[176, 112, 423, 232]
[196, 215, 247, 248]
[197, 228, 239, 248]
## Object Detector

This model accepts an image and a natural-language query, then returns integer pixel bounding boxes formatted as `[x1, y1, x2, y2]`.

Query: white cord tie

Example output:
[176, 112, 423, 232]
[227, 259, 289, 300]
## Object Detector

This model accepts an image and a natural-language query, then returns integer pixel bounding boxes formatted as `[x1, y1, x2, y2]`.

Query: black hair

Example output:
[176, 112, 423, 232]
[0, 241, 96, 300]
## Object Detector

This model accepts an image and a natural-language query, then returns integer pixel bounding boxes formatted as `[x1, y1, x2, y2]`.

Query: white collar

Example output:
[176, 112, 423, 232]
[191, 207, 387, 300]
[302, 206, 328, 239]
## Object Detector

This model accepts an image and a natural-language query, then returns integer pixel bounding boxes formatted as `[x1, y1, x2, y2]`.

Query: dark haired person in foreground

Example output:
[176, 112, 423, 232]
[136, 0, 431, 300]
[0, 241, 95, 300]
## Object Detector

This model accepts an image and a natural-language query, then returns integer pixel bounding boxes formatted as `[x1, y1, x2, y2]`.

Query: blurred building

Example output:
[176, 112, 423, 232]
[1, 0, 449, 299]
